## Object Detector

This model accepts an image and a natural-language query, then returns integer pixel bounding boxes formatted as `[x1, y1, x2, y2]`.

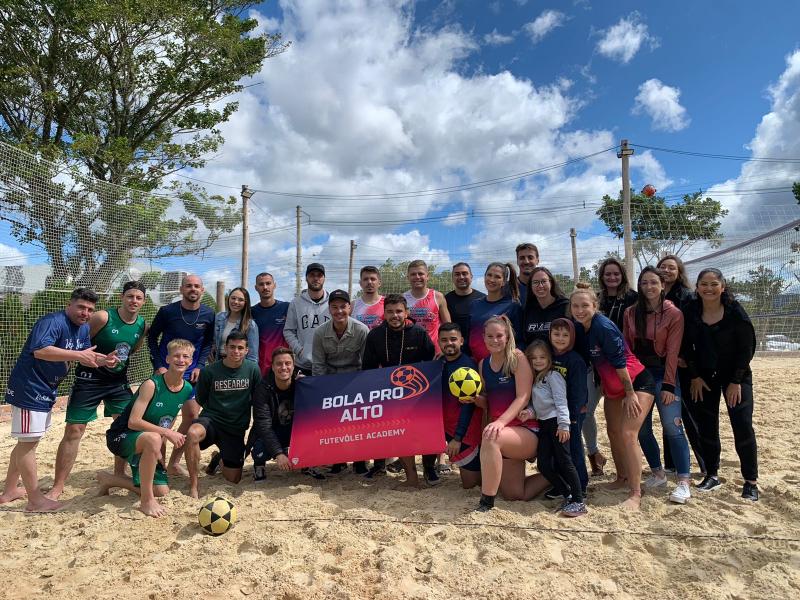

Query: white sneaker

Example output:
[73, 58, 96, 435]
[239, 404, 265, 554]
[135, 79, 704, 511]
[643, 473, 668, 489]
[669, 481, 691, 504]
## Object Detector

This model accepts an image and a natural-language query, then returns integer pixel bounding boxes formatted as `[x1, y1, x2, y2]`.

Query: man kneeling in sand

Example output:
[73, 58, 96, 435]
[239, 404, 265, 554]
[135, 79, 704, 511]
[101, 339, 194, 517]
[185, 331, 261, 498]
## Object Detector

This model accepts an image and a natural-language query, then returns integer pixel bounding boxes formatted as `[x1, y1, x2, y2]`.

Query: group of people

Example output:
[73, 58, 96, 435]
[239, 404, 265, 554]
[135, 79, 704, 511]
[0, 244, 760, 518]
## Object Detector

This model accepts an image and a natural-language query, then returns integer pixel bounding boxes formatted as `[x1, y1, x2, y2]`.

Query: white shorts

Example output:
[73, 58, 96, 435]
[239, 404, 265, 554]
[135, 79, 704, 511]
[11, 407, 52, 440]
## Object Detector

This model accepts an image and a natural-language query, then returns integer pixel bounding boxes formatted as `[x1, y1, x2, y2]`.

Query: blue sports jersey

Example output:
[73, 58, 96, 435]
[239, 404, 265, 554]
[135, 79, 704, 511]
[147, 301, 214, 377]
[5, 311, 91, 411]
[468, 295, 523, 361]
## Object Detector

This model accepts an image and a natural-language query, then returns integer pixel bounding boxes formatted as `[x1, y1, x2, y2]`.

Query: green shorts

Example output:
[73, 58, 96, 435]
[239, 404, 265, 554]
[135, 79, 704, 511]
[129, 453, 169, 488]
[67, 378, 133, 424]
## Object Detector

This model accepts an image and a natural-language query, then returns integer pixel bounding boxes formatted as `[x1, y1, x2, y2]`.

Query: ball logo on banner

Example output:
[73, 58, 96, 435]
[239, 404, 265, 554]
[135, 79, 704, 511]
[389, 365, 429, 399]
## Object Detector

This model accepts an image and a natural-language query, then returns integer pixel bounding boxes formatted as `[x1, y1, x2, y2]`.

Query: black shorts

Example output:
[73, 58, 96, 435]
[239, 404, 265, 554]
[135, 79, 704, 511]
[445, 433, 481, 472]
[193, 417, 246, 469]
[632, 369, 657, 396]
[67, 378, 133, 423]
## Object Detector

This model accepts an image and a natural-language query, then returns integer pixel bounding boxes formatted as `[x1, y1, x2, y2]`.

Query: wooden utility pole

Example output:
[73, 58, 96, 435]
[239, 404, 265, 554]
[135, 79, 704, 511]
[215, 280, 225, 311]
[570, 228, 579, 287]
[348, 240, 357, 297]
[617, 139, 635, 284]
[296, 205, 302, 297]
[240, 185, 253, 287]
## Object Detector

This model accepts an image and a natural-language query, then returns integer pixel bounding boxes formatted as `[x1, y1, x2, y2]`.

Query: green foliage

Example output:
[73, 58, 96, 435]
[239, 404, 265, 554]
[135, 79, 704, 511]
[0, 1, 289, 288]
[596, 190, 728, 268]
[728, 265, 791, 315]
[793, 182, 800, 205]
[358, 259, 453, 296]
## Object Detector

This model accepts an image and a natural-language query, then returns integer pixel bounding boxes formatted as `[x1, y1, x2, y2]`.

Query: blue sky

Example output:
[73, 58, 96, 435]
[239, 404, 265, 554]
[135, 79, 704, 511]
[2, 0, 799, 294]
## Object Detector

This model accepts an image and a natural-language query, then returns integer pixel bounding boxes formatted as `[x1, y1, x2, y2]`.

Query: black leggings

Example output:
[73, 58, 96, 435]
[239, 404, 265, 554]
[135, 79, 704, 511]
[684, 371, 758, 482]
[537, 417, 583, 503]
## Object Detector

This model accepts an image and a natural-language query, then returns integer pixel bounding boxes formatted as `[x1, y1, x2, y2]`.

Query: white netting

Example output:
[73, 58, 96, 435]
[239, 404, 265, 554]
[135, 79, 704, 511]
[1, 140, 799, 396]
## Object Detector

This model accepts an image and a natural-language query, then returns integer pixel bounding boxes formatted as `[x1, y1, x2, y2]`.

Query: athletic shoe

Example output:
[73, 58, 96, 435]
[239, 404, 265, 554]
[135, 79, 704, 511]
[363, 465, 386, 479]
[301, 467, 326, 480]
[663, 467, 677, 475]
[668, 481, 691, 504]
[741, 482, 759, 502]
[327, 463, 347, 475]
[423, 467, 441, 486]
[437, 462, 452, 475]
[205, 451, 221, 475]
[696, 475, 722, 492]
[353, 461, 368, 475]
[386, 459, 403, 474]
[253, 465, 267, 483]
[643, 473, 668, 489]
[561, 502, 588, 518]
[544, 487, 567, 500]
[474, 502, 493, 512]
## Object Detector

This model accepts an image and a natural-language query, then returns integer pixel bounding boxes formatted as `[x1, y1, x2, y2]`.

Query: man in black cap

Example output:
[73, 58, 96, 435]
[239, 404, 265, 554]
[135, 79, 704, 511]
[283, 263, 330, 375]
[311, 290, 369, 376]
[312, 289, 370, 474]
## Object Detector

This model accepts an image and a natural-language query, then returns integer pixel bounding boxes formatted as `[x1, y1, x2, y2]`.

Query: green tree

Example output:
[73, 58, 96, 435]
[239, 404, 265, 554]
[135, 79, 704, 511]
[360, 259, 453, 297]
[596, 190, 728, 269]
[728, 265, 791, 315]
[0, 1, 289, 289]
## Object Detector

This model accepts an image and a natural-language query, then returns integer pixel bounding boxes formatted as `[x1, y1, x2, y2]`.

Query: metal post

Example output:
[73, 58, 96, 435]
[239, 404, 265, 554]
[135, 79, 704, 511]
[215, 280, 225, 311]
[348, 240, 357, 298]
[617, 139, 635, 284]
[240, 185, 254, 288]
[296, 205, 302, 297]
[570, 228, 579, 287]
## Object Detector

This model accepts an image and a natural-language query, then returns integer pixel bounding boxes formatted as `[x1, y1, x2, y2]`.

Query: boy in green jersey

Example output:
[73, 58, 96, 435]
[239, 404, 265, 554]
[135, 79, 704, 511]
[186, 331, 261, 498]
[48, 281, 149, 500]
[100, 339, 194, 517]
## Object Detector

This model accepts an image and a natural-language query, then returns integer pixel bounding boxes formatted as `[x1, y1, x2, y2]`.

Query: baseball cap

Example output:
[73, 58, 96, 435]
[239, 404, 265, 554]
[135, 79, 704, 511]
[306, 263, 325, 276]
[328, 289, 350, 304]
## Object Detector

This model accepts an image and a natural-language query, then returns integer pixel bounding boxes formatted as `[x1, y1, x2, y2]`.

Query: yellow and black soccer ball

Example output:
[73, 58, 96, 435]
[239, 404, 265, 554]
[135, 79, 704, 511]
[448, 367, 482, 403]
[198, 497, 237, 536]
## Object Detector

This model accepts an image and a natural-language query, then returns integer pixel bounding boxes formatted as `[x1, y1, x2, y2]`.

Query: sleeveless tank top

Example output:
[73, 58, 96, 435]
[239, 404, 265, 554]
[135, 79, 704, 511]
[403, 289, 441, 353]
[108, 374, 193, 435]
[482, 357, 532, 429]
[352, 296, 385, 330]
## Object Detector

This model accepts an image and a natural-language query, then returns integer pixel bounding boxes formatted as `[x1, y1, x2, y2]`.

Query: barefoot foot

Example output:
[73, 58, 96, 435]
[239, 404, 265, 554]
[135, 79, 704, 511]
[606, 477, 629, 491]
[621, 491, 642, 511]
[44, 487, 63, 501]
[0, 486, 27, 504]
[139, 498, 167, 518]
[95, 471, 114, 496]
[24, 495, 63, 513]
[167, 463, 189, 478]
[189, 486, 199, 499]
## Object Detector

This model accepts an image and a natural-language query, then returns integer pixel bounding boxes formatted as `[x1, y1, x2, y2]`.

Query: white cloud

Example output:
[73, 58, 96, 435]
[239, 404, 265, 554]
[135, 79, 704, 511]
[596, 12, 658, 64]
[0, 243, 27, 266]
[632, 79, 690, 132]
[706, 49, 800, 237]
[523, 10, 567, 44]
[178, 0, 671, 290]
[483, 28, 514, 46]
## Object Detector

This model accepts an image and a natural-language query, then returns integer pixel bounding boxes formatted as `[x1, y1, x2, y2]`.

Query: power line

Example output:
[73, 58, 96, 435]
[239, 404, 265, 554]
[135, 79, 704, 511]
[631, 143, 800, 163]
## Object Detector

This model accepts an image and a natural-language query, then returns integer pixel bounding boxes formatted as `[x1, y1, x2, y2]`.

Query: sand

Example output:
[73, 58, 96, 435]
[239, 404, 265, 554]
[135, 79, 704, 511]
[1, 356, 799, 600]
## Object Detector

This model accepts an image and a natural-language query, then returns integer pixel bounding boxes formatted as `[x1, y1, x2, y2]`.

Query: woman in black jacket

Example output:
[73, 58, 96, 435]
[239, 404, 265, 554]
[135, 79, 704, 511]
[683, 268, 759, 501]
[522, 266, 570, 345]
[597, 257, 638, 330]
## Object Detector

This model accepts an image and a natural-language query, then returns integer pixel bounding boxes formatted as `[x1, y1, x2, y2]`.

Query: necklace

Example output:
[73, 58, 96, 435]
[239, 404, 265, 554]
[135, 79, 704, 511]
[180, 303, 200, 326]
[385, 325, 405, 366]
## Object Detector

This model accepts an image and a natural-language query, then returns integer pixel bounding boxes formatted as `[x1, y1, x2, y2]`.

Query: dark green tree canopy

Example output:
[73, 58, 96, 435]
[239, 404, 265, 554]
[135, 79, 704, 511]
[0, 1, 289, 288]
[596, 190, 728, 268]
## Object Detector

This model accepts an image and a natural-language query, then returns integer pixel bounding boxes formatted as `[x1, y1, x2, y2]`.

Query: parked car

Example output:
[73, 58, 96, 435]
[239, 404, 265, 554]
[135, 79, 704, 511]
[764, 334, 800, 351]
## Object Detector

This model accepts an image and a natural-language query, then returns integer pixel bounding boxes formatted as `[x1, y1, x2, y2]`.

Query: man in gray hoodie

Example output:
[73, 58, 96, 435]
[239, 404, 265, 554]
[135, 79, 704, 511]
[283, 263, 330, 375]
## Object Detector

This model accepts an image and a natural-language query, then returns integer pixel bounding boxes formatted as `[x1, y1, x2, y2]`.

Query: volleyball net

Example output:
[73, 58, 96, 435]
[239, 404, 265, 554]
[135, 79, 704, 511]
[0, 141, 798, 397]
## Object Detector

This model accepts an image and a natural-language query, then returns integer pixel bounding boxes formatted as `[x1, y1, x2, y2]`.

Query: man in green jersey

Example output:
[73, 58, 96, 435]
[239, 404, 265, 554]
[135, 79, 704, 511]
[47, 281, 149, 501]
[100, 339, 194, 517]
[186, 331, 261, 498]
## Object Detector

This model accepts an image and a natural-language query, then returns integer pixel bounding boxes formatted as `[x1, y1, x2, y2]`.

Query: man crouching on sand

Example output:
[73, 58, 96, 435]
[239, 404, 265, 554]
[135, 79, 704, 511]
[101, 339, 194, 517]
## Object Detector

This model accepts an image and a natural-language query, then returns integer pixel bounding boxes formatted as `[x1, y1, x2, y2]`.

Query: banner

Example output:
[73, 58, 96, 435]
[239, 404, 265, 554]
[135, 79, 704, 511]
[288, 361, 444, 468]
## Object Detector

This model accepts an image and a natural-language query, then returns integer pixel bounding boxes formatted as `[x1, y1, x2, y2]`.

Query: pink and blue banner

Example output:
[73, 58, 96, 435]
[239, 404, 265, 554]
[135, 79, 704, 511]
[288, 361, 444, 468]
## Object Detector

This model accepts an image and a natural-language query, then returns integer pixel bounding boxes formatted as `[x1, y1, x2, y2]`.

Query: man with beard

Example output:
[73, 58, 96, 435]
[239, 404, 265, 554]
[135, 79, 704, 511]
[362, 294, 436, 486]
[438, 323, 483, 489]
[515, 243, 540, 305]
[352, 266, 384, 330]
[147, 274, 215, 476]
[251, 272, 289, 375]
[283, 263, 330, 375]
[444, 262, 485, 354]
